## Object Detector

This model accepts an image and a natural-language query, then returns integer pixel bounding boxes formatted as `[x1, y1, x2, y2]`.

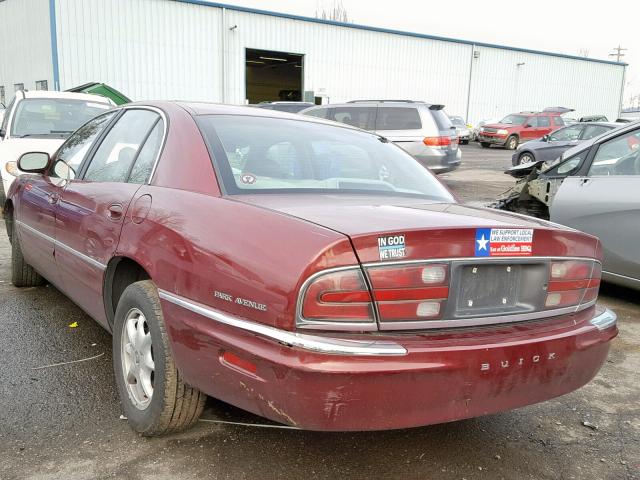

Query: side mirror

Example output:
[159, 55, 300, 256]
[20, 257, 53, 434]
[17, 152, 50, 173]
[542, 134, 550, 142]
[525, 124, 533, 128]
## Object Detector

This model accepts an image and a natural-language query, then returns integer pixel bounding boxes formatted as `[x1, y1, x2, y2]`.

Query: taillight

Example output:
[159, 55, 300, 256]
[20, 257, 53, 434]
[300, 268, 376, 329]
[545, 260, 601, 309]
[367, 264, 449, 322]
[423, 136, 452, 148]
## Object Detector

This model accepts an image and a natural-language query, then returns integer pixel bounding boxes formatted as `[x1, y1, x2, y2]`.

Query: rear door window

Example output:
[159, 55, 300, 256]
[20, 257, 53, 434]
[127, 119, 165, 184]
[375, 107, 422, 131]
[537, 116, 550, 127]
[526, 117, 538, 127]
[553, 116, 565, 126]
[328, 107, 376, 130]
[549, 125, 583, 141]
[83, 109, 160, 183]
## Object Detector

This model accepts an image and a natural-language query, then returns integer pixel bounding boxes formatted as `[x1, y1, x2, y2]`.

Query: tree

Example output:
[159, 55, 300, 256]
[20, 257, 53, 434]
[315, 0, 351, 23]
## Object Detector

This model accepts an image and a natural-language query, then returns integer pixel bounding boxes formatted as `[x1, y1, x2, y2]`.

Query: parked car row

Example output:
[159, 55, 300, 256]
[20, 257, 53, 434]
[2, 100, 617, 436]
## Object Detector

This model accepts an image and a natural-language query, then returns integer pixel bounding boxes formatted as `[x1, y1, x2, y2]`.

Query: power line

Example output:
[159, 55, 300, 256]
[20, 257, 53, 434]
[609, 45, 627, 63]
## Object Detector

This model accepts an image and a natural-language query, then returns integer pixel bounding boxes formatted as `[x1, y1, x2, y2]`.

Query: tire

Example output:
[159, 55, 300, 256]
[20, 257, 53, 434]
[518, 152, 535, 165]
[480, 142, 491, 148]
[113, 280, 205, 436]
[461, 140, 469, 145]
[505, 135, 519, 150]
[11, 224, 44, 287]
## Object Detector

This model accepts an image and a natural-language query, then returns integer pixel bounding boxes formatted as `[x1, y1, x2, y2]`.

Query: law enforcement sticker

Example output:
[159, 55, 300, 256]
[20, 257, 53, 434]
[378, 234, 406, 260]
[475, 228, 533, 257]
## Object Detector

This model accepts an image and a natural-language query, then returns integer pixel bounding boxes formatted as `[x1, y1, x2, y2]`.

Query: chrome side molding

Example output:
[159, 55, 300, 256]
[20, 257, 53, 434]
[158, 289, 408, 356]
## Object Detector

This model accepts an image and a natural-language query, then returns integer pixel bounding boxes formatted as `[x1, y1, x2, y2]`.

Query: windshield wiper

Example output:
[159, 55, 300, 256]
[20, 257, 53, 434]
[50, 130, 74, 134]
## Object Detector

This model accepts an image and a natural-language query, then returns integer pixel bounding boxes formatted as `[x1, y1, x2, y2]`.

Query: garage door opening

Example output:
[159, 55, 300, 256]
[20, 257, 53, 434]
[245, 48, 303, 104]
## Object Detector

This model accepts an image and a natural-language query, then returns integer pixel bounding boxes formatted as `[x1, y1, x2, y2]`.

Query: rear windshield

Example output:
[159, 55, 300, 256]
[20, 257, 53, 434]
[375, 107, 422, 130]
[499, 114, 527, 125]
[431, 109, 453, 131]
[198, 115, 455, 201]
[11, 98, 112, 138]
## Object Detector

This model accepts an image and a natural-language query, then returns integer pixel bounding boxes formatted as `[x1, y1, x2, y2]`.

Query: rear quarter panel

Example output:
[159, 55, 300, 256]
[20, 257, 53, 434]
[116, 188, 357, 330]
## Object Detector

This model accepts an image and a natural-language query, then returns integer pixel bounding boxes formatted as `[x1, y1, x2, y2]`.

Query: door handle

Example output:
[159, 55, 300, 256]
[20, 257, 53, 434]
[579, 178, 591, 186]
[107, 204, 124, 220]
[47, 193, 59, 204]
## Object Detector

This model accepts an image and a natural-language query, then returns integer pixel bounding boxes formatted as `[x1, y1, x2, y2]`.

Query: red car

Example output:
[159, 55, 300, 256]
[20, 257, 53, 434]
[5, 102, 617, 435]
[477, 111, 566, 150]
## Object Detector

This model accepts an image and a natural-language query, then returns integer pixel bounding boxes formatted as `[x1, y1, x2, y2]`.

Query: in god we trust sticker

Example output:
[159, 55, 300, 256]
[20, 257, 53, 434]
[475, 228, 533, 257]
[378, 234, 406, 260]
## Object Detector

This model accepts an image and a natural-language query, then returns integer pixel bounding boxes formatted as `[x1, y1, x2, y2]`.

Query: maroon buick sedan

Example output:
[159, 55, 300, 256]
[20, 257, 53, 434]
[4, 102, 617, 435]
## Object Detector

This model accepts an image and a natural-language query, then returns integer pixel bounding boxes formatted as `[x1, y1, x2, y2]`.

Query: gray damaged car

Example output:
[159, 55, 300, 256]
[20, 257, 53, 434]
[494, 121, 640, 289]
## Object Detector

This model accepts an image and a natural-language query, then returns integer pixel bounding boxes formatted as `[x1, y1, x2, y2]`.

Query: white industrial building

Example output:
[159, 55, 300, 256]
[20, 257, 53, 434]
[0, 0, 627, 123]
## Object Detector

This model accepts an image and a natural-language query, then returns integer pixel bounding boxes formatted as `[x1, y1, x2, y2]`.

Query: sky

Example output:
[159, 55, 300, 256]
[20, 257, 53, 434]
[220, 0, 639, 108]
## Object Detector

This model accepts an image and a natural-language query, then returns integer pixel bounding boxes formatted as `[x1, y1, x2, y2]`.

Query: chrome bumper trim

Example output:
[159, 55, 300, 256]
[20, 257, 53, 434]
[158, 290, 407, 356]
[589, 308, 617, 331]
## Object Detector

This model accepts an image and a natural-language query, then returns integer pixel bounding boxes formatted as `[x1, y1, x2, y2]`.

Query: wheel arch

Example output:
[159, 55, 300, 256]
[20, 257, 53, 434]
[104, 256, 151, 330]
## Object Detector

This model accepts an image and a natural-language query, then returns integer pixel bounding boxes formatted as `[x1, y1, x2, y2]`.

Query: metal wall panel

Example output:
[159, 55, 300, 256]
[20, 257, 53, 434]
[52, 0, 625, 123]
[55, 0, 223, 101]
[468, 46, 625, 123]
[224, 9, 472, 115]
[0, 0, 53, 102]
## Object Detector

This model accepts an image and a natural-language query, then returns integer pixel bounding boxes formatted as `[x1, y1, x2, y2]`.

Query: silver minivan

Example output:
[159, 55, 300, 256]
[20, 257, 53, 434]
[300, 100, 461, 173]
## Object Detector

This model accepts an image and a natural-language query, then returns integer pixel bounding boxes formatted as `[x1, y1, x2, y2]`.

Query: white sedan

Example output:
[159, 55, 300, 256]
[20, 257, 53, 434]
[0, 90, 114, 196]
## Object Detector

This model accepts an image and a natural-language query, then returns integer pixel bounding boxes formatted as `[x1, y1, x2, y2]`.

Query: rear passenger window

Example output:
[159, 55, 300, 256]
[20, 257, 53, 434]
[329, 107, 376, 130]
[83, 109, 159, 183]
[537, 117, 550, 127]
[128, 120, 164, 184]
[376, 108, 422, 131]
[527, 117, 538, 127]
[553, 116, 565, 126]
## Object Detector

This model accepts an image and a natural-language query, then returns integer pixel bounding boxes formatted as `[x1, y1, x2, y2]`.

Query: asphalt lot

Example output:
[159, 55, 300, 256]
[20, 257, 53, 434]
[0, 143, 638, 480]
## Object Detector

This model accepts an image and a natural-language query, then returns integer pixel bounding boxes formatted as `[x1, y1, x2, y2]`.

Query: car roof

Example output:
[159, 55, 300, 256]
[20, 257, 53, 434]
[18, 90, 114, 104]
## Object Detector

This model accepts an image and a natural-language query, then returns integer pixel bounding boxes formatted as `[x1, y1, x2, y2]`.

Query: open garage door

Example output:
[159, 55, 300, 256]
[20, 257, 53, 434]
[245, 48, 303, 104]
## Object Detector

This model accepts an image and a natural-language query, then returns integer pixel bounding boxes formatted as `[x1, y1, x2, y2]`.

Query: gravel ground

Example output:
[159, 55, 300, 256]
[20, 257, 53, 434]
[0, 144, 638, 480]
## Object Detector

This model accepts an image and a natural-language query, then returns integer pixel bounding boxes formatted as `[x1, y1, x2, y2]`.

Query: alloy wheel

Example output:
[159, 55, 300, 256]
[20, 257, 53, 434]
[121, 308, 155, 410]
[519, 153, 534, 164]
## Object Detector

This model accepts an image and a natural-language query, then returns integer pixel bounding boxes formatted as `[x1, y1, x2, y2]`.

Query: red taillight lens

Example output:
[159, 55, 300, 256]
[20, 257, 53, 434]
[368, 264, 449, 322]
[301, 269, 375, 326]
[423, 136, 452, 147]
[545, 260, 601, 310]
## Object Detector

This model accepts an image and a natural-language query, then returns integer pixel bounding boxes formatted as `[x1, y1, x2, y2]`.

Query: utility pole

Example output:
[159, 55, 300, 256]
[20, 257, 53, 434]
[609, 45, 627, 63]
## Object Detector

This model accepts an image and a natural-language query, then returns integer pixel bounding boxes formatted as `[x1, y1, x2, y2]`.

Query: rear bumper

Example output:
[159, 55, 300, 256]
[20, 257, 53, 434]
[161, 291, 616, 431]
[394, 142, 461, 174]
